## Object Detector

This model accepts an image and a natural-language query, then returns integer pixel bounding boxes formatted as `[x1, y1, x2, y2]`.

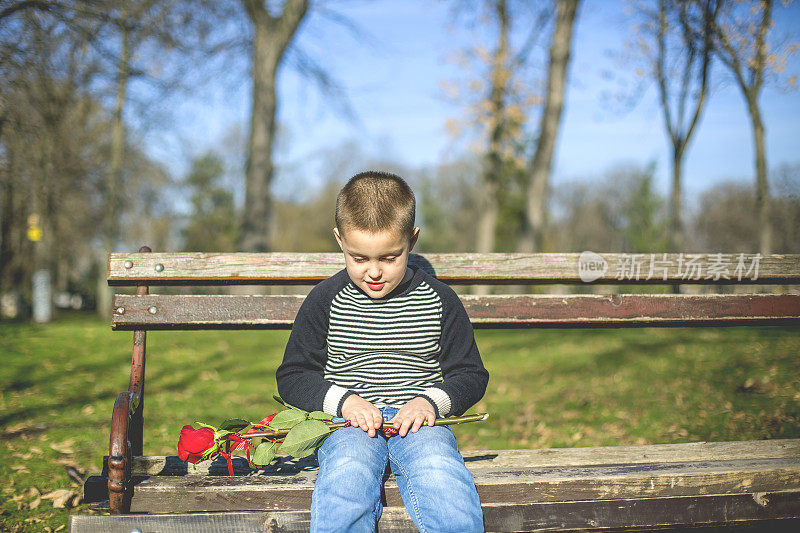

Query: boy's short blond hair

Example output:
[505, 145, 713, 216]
[335, 171, 416, 238]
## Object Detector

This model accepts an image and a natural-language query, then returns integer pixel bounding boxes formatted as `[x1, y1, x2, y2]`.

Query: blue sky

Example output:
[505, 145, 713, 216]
[160, 0, 800, 205]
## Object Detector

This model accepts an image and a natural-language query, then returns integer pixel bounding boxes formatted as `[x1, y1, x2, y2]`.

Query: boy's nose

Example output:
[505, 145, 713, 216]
[367, 263, 381, 280]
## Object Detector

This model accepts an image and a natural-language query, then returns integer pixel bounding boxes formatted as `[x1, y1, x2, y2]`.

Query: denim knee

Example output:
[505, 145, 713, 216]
[312, 425, 389, 532]
[386, 425, 483, 532]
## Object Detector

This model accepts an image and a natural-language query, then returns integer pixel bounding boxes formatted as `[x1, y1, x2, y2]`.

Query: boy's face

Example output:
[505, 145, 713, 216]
[333, 225, 420, 299]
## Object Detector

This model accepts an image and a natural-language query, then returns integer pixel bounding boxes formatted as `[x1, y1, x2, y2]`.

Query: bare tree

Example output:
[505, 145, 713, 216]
[475, 0, 510, 262]
[653, 0, 717, 251]
[0, 2, 194, 318]
[443, 0, 549, 267]
[518, 0, 579, 253]
[708, 0, 796, 254]
[0, 7, 107, 315]
[91, 0, 237, 318]
[240, 0, 308, 252]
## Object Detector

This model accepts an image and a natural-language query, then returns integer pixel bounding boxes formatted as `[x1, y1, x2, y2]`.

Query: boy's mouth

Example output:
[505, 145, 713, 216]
[365, 281, 385, 291]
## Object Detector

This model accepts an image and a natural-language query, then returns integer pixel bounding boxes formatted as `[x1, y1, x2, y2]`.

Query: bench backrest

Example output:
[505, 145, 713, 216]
[108, 249, 800, 330]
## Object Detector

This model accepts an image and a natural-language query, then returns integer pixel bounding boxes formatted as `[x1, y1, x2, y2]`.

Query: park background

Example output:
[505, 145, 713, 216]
[1, 0, 799, 530]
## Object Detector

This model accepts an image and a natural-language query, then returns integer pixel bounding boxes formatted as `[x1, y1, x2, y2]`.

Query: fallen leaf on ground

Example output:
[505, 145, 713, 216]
[28, 496, 41, 509]
[50, 439, 75, 454]
[42, 489, 76, 508]
[2, 421, 44, 437]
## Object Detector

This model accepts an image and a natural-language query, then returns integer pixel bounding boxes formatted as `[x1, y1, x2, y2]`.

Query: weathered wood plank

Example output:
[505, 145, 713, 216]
[109, 440, 800, 476]
[69, 509, 420, 533]
[70, 511, 287, 533]
[478, 491, 800, 532]
[126, 458, 800, 512]
[66, 491, 800, 533]
[110, 293, 800, 330]
[107, 252, 800, 285]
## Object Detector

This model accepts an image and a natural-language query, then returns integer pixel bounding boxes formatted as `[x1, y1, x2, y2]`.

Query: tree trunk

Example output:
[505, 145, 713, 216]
[475, 0, 509, 296]
[0, 169, 14, 298]
[518, 0, 579, 253]
[0, 97, 9, 301]
[747, 96, 771, 255]
[240, 0, 308, 253]
[98, 20, 130, 320]
[242, 24, 279, 253]
[669, 144, 683, 252]
[474, 177, 500, 296]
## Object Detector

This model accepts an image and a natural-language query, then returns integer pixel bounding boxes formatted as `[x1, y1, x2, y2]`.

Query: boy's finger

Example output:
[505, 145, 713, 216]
[392, 413, 403, 429]
[367, 412, 381, 437]
[410, 415, 424, 434]
[399, 417, 414, 437]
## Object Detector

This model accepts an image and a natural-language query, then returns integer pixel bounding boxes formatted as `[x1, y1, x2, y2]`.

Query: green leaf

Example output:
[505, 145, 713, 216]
[251, 441, 279, 466]
[214, 430, 232, 441]
[308, 411, 332, 421]
[279, 420, 332, 459]
[268, 409, 308, 430]
[271, 394, 308, 414]
[220, 418, 250, 432]
[194, 421, 217, 431]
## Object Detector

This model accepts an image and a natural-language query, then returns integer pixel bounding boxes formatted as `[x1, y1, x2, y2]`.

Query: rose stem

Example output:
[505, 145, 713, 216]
[238, 412, 489, 440]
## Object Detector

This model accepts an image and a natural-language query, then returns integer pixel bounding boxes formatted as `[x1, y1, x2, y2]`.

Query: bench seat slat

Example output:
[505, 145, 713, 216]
[69, 493, 800, 532]
[111, 293, 800, 329]
[125, 457, 800, 512]
[107, 440, 800, 476]
[107, 252, 800, 285]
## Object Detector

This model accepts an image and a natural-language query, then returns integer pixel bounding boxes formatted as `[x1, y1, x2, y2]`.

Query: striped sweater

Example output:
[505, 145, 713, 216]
[276, 266, 489, 418]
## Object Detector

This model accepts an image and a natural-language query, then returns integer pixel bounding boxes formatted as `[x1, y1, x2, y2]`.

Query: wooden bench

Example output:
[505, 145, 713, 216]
[74, 248, 800, 532]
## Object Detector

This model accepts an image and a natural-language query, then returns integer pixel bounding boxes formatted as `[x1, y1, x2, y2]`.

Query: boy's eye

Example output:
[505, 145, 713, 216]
[382, 257, 397, 263]
[352, 257, 367, 263]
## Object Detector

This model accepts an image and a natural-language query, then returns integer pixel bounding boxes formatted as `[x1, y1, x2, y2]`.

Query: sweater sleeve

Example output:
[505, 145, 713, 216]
[417, 285, 489, 417]
[275, 284, 353, 417]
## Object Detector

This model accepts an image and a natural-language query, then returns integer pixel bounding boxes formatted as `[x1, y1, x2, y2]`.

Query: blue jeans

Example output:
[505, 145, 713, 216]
[310, 406, 484, 532]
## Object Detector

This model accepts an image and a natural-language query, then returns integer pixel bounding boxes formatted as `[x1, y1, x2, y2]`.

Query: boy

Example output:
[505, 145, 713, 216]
[276, 171, 489, 532]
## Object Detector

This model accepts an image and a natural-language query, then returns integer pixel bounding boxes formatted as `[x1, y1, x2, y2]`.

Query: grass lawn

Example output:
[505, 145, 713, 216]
[1, 312, 799, 531]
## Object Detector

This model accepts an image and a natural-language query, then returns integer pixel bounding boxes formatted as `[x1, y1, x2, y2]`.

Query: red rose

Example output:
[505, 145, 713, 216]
[177, 425, 216, 463]
[231, 414, 277, 451]
[258, 413, 276, 426]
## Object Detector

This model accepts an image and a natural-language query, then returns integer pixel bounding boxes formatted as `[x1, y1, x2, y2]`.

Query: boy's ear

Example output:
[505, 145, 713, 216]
[408, 227, 420, 252]
[333, 227, 344, 250]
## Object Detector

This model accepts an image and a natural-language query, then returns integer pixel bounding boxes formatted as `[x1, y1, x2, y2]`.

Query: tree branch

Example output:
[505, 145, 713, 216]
[656, 0, 677, 144]
[0, 0, 56, 21]
[751, 0, 773, 93]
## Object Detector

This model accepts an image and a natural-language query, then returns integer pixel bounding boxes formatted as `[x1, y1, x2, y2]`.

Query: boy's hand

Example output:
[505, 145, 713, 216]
[341, 394, 383, 437]
[393, 397, 436, 437]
